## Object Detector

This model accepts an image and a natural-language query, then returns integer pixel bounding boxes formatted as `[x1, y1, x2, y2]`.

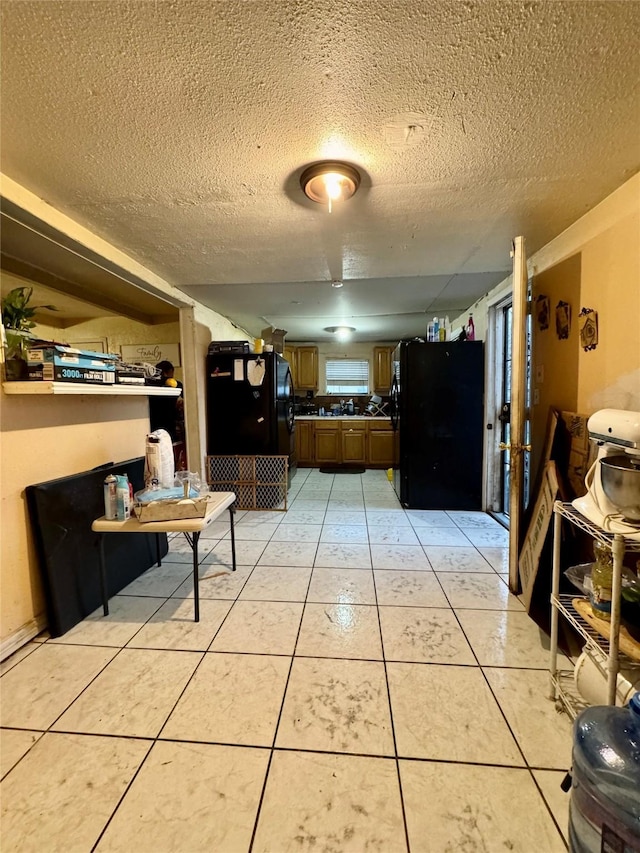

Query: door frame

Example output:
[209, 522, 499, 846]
[483, 291, 513, 514]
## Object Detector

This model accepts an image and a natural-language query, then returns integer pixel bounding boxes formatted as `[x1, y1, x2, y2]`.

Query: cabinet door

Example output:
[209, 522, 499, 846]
[341, 427, 367, 463]
[296, 421, 314, 465]
[283, 346, 297, 387]
[315, 427, 340, 464]
[368, 429, 394, 467]
[373, 346, 393, 393]
[296, 346, 318, 391]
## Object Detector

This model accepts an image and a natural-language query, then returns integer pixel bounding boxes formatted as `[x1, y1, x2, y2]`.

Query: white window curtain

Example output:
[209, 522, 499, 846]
[325, 359, 369, 394]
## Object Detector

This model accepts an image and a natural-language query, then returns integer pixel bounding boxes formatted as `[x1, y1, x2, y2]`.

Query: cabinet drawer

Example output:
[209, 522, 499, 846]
[367, 420, 392, 431]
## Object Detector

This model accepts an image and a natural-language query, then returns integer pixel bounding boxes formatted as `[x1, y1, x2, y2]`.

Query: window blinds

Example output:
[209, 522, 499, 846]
[325, 359, 369, 394]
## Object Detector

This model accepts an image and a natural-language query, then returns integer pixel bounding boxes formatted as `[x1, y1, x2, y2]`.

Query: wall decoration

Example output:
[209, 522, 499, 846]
[555, 301, 571, 340]
[578, 307, 598, 351]
[535, 295, 550, 331]
[120, 343, 181, 366]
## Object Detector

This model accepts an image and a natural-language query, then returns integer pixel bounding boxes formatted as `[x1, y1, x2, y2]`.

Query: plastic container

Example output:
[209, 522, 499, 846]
[569, 692, 640, 852]
[591, 540, 614, 621]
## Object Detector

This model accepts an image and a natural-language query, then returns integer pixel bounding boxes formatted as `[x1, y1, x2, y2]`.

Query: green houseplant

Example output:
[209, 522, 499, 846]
[1, 286, 57, 380]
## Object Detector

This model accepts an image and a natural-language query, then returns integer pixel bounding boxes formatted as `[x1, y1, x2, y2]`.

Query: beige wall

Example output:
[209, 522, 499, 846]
[452, 173, 640, 422]
[1, 391, 149, 652]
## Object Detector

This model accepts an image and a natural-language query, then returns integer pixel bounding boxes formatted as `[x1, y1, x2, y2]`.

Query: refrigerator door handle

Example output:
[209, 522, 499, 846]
[390, 374, 399, 431]
[285, 367, 295, 434]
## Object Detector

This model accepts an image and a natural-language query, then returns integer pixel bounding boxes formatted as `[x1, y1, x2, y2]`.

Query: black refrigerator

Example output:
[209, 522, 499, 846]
[206, 350, 296, 481]
[390, 340, 484, 509]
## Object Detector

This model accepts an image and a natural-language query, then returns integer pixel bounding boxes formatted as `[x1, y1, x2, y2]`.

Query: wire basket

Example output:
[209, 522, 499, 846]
[206, 455, 288, 511]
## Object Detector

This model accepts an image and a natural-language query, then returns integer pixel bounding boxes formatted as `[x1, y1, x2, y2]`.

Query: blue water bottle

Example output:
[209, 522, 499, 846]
[569, 692, 640, 851]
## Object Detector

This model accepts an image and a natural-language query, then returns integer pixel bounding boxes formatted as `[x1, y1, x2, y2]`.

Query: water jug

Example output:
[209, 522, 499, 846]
[569, 692, 640, 852]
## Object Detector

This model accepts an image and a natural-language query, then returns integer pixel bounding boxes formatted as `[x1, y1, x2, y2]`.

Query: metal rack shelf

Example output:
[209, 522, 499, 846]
[552, 594, 640, 664]
[553, 501, 640, 551]
[549, 501, 640, 710]
[550, 670, 590, 720]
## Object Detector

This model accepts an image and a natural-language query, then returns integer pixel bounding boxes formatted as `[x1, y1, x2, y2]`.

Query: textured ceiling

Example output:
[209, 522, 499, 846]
[1, 0, 639, 341]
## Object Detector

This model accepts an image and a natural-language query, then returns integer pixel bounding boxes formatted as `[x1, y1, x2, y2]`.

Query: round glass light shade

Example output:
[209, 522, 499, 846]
[300, 162, 361, 205]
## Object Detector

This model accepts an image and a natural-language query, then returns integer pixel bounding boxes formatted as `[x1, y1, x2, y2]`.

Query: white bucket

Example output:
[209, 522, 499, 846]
[574, 646, 640, 706]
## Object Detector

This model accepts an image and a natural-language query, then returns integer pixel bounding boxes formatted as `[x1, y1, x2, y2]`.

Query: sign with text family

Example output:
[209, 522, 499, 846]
[120, 343, 180, 367]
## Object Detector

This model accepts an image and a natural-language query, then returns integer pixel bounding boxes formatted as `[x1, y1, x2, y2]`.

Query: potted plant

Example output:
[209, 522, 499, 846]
[1, 286, 57, 380]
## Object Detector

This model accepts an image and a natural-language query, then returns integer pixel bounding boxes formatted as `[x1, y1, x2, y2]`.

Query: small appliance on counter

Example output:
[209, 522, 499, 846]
[572, 409, 640, 540]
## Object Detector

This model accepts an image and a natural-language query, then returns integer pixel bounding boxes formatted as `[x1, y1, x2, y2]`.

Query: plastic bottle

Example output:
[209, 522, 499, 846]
[438, 318, 446, 341]
[467, 314, 475, 341]
[115, 474, 131, 520]
[427, 321, 435, 342]
[432, 317, 439, 340]
[590, 541, 613, 621]
[569, 692, 640, 852]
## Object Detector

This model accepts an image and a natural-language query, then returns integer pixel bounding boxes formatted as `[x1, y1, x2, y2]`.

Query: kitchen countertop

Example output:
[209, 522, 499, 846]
[295, 415, 391, 421]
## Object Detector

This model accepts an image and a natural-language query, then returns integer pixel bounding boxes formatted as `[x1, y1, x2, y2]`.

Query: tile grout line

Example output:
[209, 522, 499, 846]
[246, 536, 318, 853]
[368, 510, 412, 853]
[446, 565, 570, 847]
[91, 536, 264, 850]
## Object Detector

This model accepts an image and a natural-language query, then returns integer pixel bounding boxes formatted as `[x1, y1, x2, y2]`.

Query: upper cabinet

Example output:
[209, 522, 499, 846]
[283, 345, 297, 386]
[293, 346, 319, 391]
[373, 346, 394, 393]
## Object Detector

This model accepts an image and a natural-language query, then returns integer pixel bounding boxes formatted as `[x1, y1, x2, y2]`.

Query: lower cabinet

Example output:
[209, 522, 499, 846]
[297, 419, 393, 468]
[295, 420, 314, 465]
[341, 425, 367, 464]
[368, 427, 394, 467]
[315, 425, 341, 464]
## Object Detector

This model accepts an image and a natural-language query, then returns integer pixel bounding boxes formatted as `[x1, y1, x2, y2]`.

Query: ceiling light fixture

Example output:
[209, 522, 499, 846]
[300, 161, 361, 213]
[325, 325, 356, 342]
[331, 279, 344, 288]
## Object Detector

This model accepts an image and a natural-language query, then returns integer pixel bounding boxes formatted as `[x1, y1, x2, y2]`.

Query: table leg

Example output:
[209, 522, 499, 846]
[192, 531, 200, 622]
[98, 534, 109, 617]
[155, 532, 162, 567]
[229, 506, 237, 572]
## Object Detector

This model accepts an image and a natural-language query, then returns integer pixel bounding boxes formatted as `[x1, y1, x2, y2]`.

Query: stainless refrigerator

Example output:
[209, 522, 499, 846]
[206, 351, 296, 481]
[390, 340, 484, 509]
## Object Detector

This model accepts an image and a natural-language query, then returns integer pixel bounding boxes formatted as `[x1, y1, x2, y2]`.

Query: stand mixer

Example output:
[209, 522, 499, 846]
[572, 409, 640, 540]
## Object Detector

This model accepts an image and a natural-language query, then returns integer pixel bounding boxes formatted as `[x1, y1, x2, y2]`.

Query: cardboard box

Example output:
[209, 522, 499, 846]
[26, 344, 117, 372]
[261, 326, 287, 355]
[27, 363, 116, 384]
[519, 460, 559, 611]
[560, 411, 596, 498]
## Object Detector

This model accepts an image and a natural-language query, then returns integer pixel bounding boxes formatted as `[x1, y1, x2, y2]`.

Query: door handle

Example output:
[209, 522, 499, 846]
[499, 442, 531, 453]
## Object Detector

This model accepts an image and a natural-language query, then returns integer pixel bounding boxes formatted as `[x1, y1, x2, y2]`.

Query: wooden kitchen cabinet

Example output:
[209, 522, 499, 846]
[373, 346, 394, 393]
[341, 423, 367, 464]
[314, 421, 340, 464]
[296, 346, 319, 391]
[295, 417, 393, 468]
[368, 422, 394, 467]
[295, 419, 314, 464]
[283, 345, 297, 386]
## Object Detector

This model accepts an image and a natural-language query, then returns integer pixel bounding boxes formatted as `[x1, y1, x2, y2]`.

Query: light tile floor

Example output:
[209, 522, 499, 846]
[0, 469, 572, 852]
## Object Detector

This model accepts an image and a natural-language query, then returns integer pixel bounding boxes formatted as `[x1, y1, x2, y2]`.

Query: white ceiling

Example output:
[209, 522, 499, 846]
[1, 1, 639, 342]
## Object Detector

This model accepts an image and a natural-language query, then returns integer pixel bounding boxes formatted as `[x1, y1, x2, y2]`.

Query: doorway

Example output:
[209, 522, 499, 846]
[487, 296, 532, 523]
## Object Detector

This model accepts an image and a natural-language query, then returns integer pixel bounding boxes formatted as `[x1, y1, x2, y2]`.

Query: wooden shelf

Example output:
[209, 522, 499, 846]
[2, 381, 181, 397]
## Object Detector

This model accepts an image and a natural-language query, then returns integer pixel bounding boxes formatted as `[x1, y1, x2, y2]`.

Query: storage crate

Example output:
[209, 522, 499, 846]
[206, 455, 288, 511]
[133, 494, 217, 522]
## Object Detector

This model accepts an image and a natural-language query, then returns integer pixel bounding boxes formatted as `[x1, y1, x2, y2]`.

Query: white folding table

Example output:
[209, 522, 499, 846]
[91, 492, 236, 622]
